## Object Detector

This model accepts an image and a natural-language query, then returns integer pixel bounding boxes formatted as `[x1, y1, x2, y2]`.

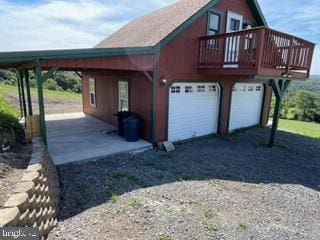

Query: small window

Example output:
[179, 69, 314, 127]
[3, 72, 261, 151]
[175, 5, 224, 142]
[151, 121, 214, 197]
[248, 86, 254, 91]
[119, 81, 129, 111]
[241, 86, 247, 91]
[185, 86, 193, 93]
[171, 86, 181, 93]
[230, 18, 241, 31]
[208, 12, 220, 36]
[197, 85, 205, 92]
[89, 78, 96, 107]
[209, 85, 217, 92]
[256, 86, 262, 91]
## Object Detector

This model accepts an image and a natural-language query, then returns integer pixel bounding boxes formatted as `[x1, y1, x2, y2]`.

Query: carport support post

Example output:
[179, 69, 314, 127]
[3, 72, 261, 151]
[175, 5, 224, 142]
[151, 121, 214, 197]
[18, 70, 27, 118]
[34, 59, 47, 145]
[24, 69, 33, 116]
[16, 71, 23, 118]
[268, 79, 291, 147]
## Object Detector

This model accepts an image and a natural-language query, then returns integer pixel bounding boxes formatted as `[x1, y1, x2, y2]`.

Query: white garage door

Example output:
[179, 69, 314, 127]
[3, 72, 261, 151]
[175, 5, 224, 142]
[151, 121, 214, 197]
[229, 83, 264, 131]
[168, 82, 220, 142]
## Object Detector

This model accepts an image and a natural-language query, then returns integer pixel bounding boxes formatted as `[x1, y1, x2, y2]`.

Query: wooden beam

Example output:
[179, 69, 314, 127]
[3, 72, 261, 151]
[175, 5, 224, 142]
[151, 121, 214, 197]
[74, 71, 82, 78]
[34, 60, 47, 145]
[143, 71, 153, 83]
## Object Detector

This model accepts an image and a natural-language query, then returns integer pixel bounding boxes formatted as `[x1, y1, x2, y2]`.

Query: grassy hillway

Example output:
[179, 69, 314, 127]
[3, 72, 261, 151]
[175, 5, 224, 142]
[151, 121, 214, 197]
[0, 84, 82, 115]
[279, 119, 320, 139]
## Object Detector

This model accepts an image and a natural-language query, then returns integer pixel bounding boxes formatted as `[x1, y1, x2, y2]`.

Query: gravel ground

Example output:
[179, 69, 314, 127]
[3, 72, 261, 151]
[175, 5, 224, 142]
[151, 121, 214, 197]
[49, 128, 320, 240]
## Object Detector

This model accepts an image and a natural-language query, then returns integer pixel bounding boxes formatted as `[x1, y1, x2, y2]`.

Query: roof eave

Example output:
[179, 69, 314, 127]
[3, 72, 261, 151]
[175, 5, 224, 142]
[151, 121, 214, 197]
[0, 47, 154, 67]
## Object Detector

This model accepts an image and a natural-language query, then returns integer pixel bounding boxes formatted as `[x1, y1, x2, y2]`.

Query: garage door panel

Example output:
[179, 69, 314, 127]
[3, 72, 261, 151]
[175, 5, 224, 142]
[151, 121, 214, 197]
[229, 83, 264, 131]
[168, 82, 220, 142]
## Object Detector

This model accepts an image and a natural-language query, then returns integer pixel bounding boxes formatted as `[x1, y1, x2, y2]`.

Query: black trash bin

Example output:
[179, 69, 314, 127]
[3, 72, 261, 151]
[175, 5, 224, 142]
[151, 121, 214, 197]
[113, 111, 132, 137]
[123, 115, 141, 142]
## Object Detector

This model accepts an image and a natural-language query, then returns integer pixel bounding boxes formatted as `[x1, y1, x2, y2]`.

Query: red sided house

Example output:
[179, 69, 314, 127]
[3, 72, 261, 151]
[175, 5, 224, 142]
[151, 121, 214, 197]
[0, 0, 315, 146]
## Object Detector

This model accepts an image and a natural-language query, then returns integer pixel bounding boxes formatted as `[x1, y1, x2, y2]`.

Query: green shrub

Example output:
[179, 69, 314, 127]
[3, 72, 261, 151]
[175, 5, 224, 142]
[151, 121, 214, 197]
[44, 79, 59, 91]
[0, 96, 24, 150]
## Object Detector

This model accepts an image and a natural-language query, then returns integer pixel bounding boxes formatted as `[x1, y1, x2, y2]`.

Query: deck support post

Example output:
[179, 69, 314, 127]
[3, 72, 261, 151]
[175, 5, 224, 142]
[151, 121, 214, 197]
[34, 59, 58, 145]
[24, 69, 33, 116]
[268, 79, 291, 147]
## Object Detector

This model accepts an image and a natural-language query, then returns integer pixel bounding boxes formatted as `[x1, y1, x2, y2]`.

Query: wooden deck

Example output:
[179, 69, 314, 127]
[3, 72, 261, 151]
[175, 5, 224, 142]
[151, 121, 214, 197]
[198, 27, 315, 79]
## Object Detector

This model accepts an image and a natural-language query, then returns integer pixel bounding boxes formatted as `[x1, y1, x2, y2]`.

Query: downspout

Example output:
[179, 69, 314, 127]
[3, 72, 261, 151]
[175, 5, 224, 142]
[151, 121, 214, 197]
[151, 45, 160, 146]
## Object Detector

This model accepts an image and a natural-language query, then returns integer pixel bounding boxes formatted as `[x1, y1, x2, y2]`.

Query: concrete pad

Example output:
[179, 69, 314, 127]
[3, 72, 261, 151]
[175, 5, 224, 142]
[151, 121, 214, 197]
[46, 113, 153, 165]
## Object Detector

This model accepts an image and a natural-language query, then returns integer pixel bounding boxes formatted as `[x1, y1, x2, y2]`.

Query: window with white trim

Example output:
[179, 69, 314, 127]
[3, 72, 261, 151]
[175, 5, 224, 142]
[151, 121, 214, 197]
[185, 86, 193, 93]
[209, 85, 217, 92]
[118, 81, 129, 111]
[89, 78, 96, 107]
[248, 86, 254, 91]
[171, 86, 181, 93]
[197, 85, 205, 92]
[208, 12, 220, 36]
[256, 86, 262, 91]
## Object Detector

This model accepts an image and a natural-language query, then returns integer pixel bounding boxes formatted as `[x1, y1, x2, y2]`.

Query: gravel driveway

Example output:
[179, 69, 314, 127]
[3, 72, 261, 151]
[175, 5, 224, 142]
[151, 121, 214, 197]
[49, 128, 320, 240]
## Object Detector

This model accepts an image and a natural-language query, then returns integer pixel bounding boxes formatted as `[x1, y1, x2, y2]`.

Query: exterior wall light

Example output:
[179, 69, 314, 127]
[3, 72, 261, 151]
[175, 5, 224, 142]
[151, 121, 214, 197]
[160, 77, 168, 86]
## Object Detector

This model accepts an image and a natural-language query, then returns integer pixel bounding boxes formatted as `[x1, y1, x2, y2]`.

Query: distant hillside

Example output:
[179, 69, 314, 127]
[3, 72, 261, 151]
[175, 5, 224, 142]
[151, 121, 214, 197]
[287, 76, 320, 96]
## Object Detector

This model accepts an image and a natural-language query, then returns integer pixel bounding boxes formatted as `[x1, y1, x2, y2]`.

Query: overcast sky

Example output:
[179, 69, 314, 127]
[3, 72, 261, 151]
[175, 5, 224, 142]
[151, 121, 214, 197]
[0, 0, 318, 75]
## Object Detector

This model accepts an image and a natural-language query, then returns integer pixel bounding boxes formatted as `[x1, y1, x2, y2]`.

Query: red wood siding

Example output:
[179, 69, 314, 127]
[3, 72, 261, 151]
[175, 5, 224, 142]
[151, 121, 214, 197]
[83, 71, 152, 141]
[42, 55, 153, 72]
[215, 0, 257, 33]
[156, 0, 269, 142]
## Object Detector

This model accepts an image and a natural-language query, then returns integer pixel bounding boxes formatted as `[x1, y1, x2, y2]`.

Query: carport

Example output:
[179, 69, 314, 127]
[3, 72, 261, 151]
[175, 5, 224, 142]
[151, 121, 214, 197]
[0, 48, 155, 164]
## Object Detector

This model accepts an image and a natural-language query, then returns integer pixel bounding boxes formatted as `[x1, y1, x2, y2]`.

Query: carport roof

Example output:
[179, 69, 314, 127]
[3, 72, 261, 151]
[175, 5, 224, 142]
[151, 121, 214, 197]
[0, 47, 154, 69]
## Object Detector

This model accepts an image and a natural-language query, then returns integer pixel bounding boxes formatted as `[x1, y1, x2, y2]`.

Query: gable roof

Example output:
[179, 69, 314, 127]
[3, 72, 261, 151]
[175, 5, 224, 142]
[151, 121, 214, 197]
[95, 0, 267, 49]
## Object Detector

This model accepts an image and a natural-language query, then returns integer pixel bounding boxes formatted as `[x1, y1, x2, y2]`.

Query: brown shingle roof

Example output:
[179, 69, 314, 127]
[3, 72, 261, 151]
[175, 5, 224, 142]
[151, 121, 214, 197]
[95, 0, 212, 48]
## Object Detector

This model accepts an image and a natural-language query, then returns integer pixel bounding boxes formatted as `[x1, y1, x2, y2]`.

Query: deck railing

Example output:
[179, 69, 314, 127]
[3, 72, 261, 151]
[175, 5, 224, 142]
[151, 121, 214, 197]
[199, 27, 315, 77]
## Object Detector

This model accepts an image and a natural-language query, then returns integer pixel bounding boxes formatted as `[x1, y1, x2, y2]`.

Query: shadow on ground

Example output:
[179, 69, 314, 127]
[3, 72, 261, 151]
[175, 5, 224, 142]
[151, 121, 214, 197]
[56, 128, 320, 220]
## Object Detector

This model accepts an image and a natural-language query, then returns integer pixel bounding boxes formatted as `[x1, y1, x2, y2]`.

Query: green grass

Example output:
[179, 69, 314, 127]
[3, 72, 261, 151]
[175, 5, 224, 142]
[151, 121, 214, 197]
[0, 84, 82, 102]
[0, 94, 19, 117]
[238, 223, 248, 231]
[279, 119, 320, 139]
[110, 193, 119, 204]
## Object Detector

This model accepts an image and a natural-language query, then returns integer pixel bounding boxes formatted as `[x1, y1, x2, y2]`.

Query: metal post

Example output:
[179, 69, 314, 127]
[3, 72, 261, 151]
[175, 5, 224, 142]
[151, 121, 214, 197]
[34, 59, 47, 145]
[268, 79, 291, 147]
[268, 94, 282, 147]
[24, 69, 33, 116]
[16, 71, 23, 118]
[19, 70, 27, 118]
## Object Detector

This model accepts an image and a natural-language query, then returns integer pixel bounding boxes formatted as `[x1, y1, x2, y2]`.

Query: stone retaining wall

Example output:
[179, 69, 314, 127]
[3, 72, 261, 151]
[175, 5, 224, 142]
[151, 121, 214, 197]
[0, 138, 59, 239]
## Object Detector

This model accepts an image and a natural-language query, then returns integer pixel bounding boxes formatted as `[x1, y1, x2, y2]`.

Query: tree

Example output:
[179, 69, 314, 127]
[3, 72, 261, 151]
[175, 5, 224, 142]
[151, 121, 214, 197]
[292, 92, 320, 122]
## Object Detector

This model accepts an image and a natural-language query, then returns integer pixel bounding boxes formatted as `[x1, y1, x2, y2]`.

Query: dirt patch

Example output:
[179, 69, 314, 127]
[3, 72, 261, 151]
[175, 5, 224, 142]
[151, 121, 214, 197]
[0, 144, 32, 207]
[7, 95, 82, 115]
[49, 128, 320, 240]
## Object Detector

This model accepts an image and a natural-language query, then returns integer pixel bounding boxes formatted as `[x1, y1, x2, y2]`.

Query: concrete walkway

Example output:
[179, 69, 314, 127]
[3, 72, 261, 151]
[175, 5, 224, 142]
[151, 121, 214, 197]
[46, 113, 152, 165]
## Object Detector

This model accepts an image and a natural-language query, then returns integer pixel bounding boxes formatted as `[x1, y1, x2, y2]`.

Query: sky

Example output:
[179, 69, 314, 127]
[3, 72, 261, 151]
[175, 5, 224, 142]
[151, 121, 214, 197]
[0, 0, 319, 74]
